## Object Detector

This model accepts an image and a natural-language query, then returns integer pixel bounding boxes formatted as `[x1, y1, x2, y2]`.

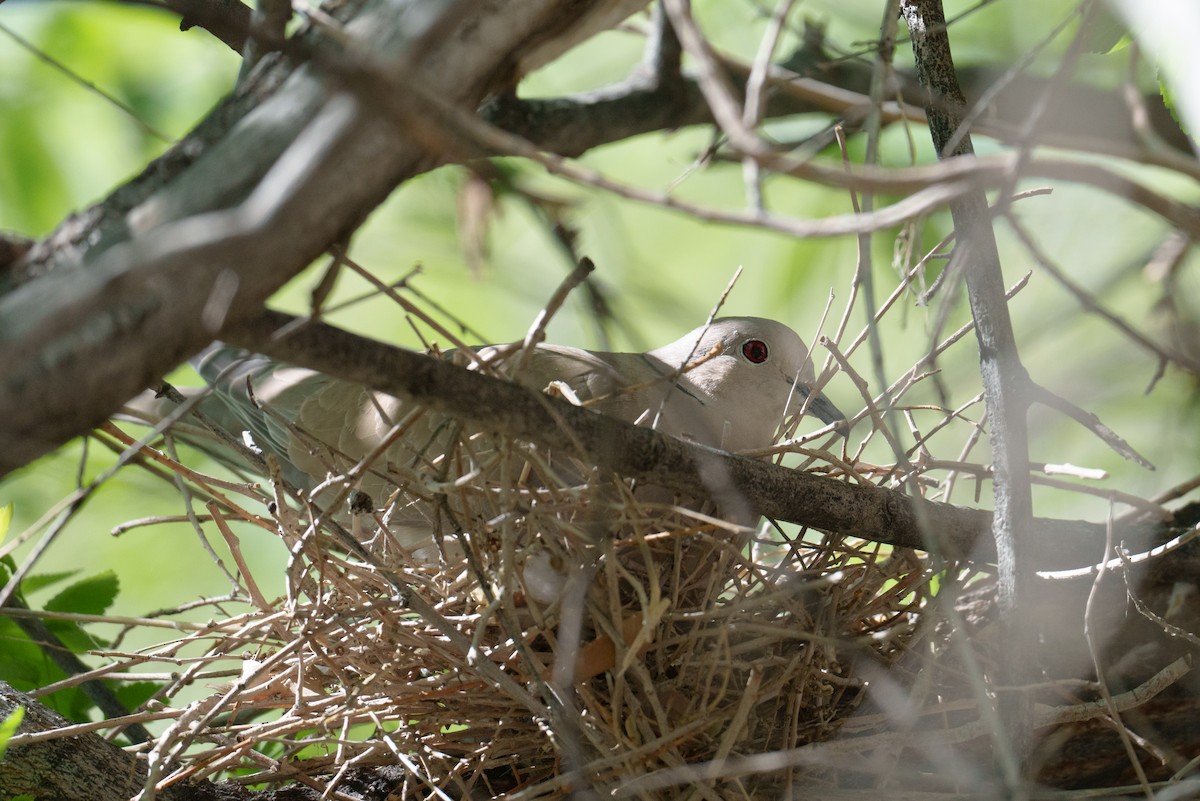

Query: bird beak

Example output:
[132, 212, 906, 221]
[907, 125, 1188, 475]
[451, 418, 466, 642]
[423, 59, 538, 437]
[793, 383, 849, 437]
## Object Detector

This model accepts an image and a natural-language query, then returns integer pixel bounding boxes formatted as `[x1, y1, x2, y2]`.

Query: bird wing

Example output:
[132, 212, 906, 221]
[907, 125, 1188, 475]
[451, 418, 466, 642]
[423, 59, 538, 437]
[513, 345, 709, 435]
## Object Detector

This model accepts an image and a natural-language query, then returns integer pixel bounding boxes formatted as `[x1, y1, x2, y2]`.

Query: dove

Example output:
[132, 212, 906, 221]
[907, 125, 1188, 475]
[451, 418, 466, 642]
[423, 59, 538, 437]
[143, 317, 845, 563]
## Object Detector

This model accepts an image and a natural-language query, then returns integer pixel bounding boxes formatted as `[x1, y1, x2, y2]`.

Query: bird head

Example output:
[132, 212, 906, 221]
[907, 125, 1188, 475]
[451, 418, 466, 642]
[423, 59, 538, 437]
[647, 317, 847, 451]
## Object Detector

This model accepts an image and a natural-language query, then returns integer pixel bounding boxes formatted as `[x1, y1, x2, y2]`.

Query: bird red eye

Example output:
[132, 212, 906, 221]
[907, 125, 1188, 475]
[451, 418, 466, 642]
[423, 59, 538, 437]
[742, 339, 769, 364]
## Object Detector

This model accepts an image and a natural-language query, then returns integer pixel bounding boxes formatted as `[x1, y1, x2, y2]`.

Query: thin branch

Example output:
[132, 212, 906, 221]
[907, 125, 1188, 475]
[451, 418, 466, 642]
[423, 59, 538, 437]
[1006, 212, 1200, 376]
[901, 0, 1036, 778]
[1030, 382, 1156, 470]
[1083, 510, 1155, 797]
[0, 18, 172, 142]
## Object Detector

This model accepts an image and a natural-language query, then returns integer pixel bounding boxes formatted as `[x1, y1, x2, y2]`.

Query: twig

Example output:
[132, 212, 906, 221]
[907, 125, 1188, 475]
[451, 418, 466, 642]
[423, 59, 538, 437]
[1120, 548, 1200, 649]
[1006, 212, 1200, 375]
[900, 0, 1036, 780]
[741, 0, 800, 210]
[516, 257, 596, 374]
[0, 20, 172, 142]
[1038, 521, 1200, 581]
[1083, 507, 1154, 798]
[1029, 383, 1155, 470]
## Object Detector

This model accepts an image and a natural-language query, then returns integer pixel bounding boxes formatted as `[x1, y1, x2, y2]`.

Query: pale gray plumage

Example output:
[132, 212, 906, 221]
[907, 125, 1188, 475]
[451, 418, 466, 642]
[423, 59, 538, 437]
[148, 317, 844, 562]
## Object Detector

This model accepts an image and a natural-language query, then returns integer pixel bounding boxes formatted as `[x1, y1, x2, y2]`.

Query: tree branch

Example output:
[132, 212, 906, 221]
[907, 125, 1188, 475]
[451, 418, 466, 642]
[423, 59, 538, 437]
[0, 681, 200, 800]
[901, 0, 1037, 774]
[218, 308, 1188, 578]
[486, 26, 1192, 165]
[159, 0, 250, 52]
[0, 0, 648, 478]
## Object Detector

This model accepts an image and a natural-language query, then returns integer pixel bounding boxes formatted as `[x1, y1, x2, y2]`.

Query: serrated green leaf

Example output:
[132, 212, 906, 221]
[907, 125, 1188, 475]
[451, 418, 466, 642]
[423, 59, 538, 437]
[1158, 74, 1188, 135]
[0, 706, 25, 761]
[0, 617, 53, 687]
[20, 570, 80, 597]
[45, 570, 119, 616]
[1080, 7, 1131, 54]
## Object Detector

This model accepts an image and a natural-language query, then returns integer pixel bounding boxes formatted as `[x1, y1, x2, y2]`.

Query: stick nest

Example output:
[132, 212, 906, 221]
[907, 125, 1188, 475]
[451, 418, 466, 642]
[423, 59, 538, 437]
[102, 408, 937, 800]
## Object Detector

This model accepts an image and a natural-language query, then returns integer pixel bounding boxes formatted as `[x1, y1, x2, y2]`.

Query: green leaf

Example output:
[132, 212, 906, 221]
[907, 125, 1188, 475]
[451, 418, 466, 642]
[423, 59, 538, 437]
[0, 705, 24, 761]
[0, 504, 13, 588]
[0, 617, 53, 687]
[20, 570, 80, 597]
[1158, 74, 1188, 135]
[45, 570, 119, 616]
[1079, 7, 1131, 54]
[0, 613, 112, 725]
[37, 571, 120, 654]
[0, 555, 13, 589]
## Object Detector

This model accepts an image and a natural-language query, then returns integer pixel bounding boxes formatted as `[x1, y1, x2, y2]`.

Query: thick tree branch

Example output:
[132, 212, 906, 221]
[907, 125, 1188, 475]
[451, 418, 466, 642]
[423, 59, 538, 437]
[0, 681, 201, 800]
[0, 0, 649, 478]
[219, 309, 1185, 577]
[486, 29, 1192, 164]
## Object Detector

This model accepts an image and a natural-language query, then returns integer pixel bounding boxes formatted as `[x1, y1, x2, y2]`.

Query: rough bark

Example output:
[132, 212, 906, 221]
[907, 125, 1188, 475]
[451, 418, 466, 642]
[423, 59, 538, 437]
[0, 681, 202, 800]
[0, 0, 648, 477]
